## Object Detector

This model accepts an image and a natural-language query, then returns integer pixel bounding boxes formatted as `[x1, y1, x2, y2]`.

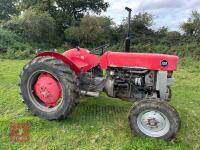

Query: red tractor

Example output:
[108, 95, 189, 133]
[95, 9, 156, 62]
[19, 7, 180, 140]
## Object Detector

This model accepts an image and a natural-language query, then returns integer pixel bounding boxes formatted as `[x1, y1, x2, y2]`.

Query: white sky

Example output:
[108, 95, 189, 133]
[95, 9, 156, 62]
[102, 0, 200, 31]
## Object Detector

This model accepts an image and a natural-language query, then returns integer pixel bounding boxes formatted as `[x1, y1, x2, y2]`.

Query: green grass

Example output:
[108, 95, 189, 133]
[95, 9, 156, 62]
[0, 58, 200, 150]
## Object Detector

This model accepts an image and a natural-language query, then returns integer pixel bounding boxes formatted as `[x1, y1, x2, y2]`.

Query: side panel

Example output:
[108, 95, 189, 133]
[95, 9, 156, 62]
[156, 71, 168, 100]
[100, 52, 179, 71]
[35, 52, 81, 74]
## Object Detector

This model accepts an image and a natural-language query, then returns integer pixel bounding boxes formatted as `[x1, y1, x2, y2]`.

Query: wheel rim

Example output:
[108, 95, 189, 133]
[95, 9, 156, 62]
[137, 110, 170, 137]
[27, 70, 63, 112]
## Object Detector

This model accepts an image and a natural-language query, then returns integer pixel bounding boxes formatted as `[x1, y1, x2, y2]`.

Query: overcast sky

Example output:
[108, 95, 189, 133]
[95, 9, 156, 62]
[102, 0, 200, 31]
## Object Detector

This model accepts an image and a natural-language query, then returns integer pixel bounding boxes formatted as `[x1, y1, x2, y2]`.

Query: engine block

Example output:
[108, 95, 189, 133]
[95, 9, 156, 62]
[105, 67, 156, 101]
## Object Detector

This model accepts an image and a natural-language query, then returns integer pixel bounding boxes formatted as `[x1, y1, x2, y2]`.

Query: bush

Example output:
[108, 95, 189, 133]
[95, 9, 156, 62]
[5, 9, 60, 46]
[4, 49, 34, 59]
[0, 28, 33, 52]
[171, 43, 200, 59]
[0, 28, 19, 52]
[0, 28, 34, 59]
[65, 15, 114, 47]
[109, 43, 123, 52]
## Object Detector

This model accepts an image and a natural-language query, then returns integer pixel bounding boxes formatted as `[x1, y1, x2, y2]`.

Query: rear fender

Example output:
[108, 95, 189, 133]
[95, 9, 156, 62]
[35, 52, 81, 74]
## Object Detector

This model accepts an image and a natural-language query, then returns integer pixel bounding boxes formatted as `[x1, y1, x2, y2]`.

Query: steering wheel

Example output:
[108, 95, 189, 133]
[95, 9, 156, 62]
[91, 44, 110, 55]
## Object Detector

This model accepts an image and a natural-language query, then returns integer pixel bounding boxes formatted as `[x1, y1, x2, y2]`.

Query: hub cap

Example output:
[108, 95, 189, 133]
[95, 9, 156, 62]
[137, 110, 170, 137]
[33, 73, 62, 107]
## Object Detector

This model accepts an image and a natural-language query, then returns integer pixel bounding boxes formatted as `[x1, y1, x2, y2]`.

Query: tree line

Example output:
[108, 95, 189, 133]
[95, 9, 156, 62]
[0, 0, 200, 59]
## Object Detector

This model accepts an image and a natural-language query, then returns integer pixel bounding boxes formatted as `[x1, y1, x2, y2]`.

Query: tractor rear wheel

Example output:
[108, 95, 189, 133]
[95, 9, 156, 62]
[128, 99, 180, 140]
[19, 56, 79, 120]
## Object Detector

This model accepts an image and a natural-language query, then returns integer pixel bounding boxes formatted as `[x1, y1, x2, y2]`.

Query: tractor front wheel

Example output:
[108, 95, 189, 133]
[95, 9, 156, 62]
[128, 99, 180, 140]
[19, 56, 79, 120]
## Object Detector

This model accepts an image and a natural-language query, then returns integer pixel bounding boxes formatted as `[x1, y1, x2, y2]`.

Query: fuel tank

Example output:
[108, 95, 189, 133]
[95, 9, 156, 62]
[100, 51, 179, 71]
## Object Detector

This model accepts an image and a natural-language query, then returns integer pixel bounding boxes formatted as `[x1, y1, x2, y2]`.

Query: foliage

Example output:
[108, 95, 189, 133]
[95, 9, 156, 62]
[181, 10, 200, 39]
[133, 12, 153, 27]
[4, 49, 34, 59]
[160, 31, 182, 46]
[20, 0, 109, 17]
[5, 9, 59, 46]
[0, 28, 18, 52]
[0, 28, 32, 53]
[65, 15, 115, 47]
[19, 0, 109, 38]
[0, 0, 19, 20]
[117, 12, 156, 45]
[1, 1, 200, 60]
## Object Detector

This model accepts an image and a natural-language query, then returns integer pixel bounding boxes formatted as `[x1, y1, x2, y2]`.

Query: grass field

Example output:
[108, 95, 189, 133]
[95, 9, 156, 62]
[0, 58, 200, 150]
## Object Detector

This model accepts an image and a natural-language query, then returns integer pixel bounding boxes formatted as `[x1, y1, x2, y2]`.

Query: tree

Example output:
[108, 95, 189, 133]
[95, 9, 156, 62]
[133, 12, 153, 27]
[55, 0, 109, 18]
[163, 31, 182, 46]
[19, 0, 109, 37]
[181, 10, 200, 39]
[20, 0, 109, 16]
[5, 9, 58, 45]
[119, 12, 155, 45]
[155, 27, 181, 46]
[156, 27, 168, 39]
[65, 15, 114, 47]
[0, 0, 19, 20]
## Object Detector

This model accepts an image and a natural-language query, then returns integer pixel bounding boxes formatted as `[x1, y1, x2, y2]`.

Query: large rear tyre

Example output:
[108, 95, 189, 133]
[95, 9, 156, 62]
[19, 56, 79, 120]
[128, 99, 180, 140]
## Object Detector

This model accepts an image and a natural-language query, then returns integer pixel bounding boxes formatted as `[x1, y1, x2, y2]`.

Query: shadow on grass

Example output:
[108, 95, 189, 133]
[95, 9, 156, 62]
[62, 98, 131, 124]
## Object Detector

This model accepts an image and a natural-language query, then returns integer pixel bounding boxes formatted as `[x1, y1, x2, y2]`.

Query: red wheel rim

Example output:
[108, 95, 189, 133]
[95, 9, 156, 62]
[33, 72, 62, 107]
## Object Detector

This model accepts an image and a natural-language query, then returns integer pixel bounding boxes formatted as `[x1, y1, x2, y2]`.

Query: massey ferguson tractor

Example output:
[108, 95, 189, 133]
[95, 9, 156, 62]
[19, 7, 181, 140]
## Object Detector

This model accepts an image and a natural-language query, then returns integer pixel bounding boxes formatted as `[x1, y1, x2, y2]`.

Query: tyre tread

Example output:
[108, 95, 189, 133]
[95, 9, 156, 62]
[19, 56, 79, 120]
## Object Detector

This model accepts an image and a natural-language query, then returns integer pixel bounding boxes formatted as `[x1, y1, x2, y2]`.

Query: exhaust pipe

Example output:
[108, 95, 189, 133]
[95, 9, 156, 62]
[81, 91, 100, 97]
[125, 7, 132, 52]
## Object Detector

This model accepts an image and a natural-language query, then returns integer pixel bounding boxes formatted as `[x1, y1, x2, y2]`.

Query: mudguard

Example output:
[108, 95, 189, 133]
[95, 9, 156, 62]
[35, 52, 81, 74]
[35, 48, 100, 74]
[63, 48, 99, 72]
